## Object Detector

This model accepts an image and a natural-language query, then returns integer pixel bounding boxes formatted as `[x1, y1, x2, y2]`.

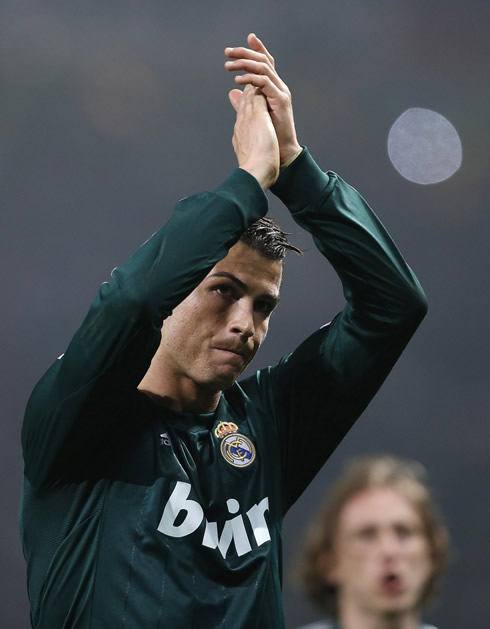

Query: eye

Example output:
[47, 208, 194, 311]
[214, 284, 238, 300]
[255, 300, 274, 316]
[395, 524, 415, 540]
[357, 526, 377, 542]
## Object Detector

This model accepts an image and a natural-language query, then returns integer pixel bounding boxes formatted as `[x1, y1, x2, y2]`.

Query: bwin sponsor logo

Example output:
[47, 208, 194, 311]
[157, 481, 271, 558]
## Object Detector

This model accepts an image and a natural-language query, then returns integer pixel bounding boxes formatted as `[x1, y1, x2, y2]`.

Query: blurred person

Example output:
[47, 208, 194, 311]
[19, 34, 427, 629]
[295, 455, 450, 629]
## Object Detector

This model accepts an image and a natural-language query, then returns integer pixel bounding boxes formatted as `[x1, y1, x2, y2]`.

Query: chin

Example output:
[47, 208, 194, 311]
[377, 598, 415, 617]
[217, 373, 242, 390]
[200, 370, 242, 392]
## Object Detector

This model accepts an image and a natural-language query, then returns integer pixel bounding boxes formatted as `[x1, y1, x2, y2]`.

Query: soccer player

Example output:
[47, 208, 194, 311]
[20, 34, 428, 628]
[294, 455, 450, 629]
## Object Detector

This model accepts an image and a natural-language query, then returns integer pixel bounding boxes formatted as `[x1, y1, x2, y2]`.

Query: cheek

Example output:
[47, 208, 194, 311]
[408, 541, 433, 578]
[256, 319, 270, 345]
[162, 311, 197, 352]
[330, 545, 376, 586]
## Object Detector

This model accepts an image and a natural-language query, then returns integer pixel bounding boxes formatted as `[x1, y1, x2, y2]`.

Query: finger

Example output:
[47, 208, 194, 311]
[225, 59, 284, 93]
[228, 89, 242, 112]
[225, 47, 273, 71]
[225, 58, 274, 83]
[234, 73, 286, 103]
[236, 84, 259, 115]
[241, 85, 269, 119]
[247, 33, 275, 68]
[242, 84, 256, 96]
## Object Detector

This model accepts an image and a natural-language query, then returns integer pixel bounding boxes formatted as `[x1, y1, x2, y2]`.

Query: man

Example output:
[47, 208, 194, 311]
[295, 455, 450, 629]
[20, 33, 428, 628]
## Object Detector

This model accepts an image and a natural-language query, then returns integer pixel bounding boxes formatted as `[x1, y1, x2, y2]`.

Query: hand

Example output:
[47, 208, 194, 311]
[230, 84, 280, 191]
[225, 33, 302, 167]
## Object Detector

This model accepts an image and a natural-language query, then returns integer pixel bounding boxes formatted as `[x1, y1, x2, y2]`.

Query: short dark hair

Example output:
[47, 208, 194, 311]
[240, 217, 302, 261]
[294, 455, 450, 618]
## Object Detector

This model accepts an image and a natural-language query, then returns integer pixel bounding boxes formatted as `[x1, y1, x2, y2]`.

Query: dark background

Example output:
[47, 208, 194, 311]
[1, 1, 488, 627]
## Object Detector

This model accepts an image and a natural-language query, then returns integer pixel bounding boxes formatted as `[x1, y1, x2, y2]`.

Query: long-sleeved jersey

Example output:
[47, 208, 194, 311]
[20, 148, 427, 628]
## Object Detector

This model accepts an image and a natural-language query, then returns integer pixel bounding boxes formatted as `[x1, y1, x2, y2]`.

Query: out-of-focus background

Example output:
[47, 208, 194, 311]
[2, 1, 488, 627]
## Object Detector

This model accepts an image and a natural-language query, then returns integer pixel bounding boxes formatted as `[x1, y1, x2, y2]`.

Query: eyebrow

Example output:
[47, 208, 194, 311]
[207, 272, 280, 305]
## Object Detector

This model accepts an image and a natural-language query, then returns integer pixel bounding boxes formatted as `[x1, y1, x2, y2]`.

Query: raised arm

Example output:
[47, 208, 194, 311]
[228, 35, 427, 510]
[269, 152, 427, 510]
[22, 85, 279, 488]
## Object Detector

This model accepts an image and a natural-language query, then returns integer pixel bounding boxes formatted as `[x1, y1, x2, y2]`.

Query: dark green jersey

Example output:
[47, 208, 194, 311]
[20, 149, 427, 628]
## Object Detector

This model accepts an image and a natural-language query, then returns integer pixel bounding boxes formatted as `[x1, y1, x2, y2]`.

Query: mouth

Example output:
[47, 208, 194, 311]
[216, 346, 242, 355]
[381, 572, 404, 595]
[214, 347, 247, 362]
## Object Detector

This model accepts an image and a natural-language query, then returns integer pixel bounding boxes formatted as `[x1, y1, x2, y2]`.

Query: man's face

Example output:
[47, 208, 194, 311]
[326, 487, 433, 619]
[159, 241, 282, 393]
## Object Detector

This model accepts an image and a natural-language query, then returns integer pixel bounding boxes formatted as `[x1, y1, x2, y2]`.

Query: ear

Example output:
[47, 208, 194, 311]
[228, 89, 243, 112]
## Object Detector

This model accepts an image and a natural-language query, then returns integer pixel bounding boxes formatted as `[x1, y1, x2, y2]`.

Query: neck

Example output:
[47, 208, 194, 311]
[339, 605, 422, 629]
[138, 354, 221, 414]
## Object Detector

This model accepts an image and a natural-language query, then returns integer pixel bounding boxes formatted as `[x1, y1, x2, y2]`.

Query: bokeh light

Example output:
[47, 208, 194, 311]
[388, 108, 462, 184]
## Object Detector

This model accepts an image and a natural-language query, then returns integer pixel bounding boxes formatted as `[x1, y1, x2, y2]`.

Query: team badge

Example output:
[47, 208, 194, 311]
[214, 421, 256, 468]
[214, 421, 239, 439]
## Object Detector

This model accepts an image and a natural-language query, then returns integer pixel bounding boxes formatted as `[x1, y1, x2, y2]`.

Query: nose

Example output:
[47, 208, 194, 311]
[378, 531, 401, 557]
[229, 301, 255, 340]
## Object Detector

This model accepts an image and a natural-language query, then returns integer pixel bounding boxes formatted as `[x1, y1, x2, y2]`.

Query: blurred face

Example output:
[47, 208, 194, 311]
[326, 487, 433, 620]
[160, 241, 282, 394]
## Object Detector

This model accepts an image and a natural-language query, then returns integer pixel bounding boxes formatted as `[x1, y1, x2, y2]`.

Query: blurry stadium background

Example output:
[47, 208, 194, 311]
[1, 1, 488, 627]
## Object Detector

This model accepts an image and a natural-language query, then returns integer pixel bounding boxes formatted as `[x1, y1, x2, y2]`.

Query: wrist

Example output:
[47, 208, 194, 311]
[280, 144, 303, 169]
[239, 162, 279, 191]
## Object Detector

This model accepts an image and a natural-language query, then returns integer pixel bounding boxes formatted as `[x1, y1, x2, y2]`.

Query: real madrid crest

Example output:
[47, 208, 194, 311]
[214, 421, 256, 468]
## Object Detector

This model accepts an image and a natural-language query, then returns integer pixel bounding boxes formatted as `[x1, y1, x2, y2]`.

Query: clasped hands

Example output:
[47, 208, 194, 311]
[225, 33, 302, 190]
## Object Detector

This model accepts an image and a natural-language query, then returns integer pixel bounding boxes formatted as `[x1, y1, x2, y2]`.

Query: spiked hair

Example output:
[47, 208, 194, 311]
[239, 217, 302, 261]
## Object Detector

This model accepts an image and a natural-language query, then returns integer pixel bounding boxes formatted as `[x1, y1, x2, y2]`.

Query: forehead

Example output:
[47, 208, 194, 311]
[209, 241, 283, 292]
[338, 487, 423, 532]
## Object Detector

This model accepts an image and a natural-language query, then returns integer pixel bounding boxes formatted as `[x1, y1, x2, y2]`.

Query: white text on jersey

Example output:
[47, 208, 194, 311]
[157, 481, 271, 558]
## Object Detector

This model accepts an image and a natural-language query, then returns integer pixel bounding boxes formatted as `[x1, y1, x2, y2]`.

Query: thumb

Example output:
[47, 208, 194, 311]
[228, 89, 243, 112]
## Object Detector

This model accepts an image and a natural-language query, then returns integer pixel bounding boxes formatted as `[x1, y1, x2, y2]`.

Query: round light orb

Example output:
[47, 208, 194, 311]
[388, 108, 462, 184]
